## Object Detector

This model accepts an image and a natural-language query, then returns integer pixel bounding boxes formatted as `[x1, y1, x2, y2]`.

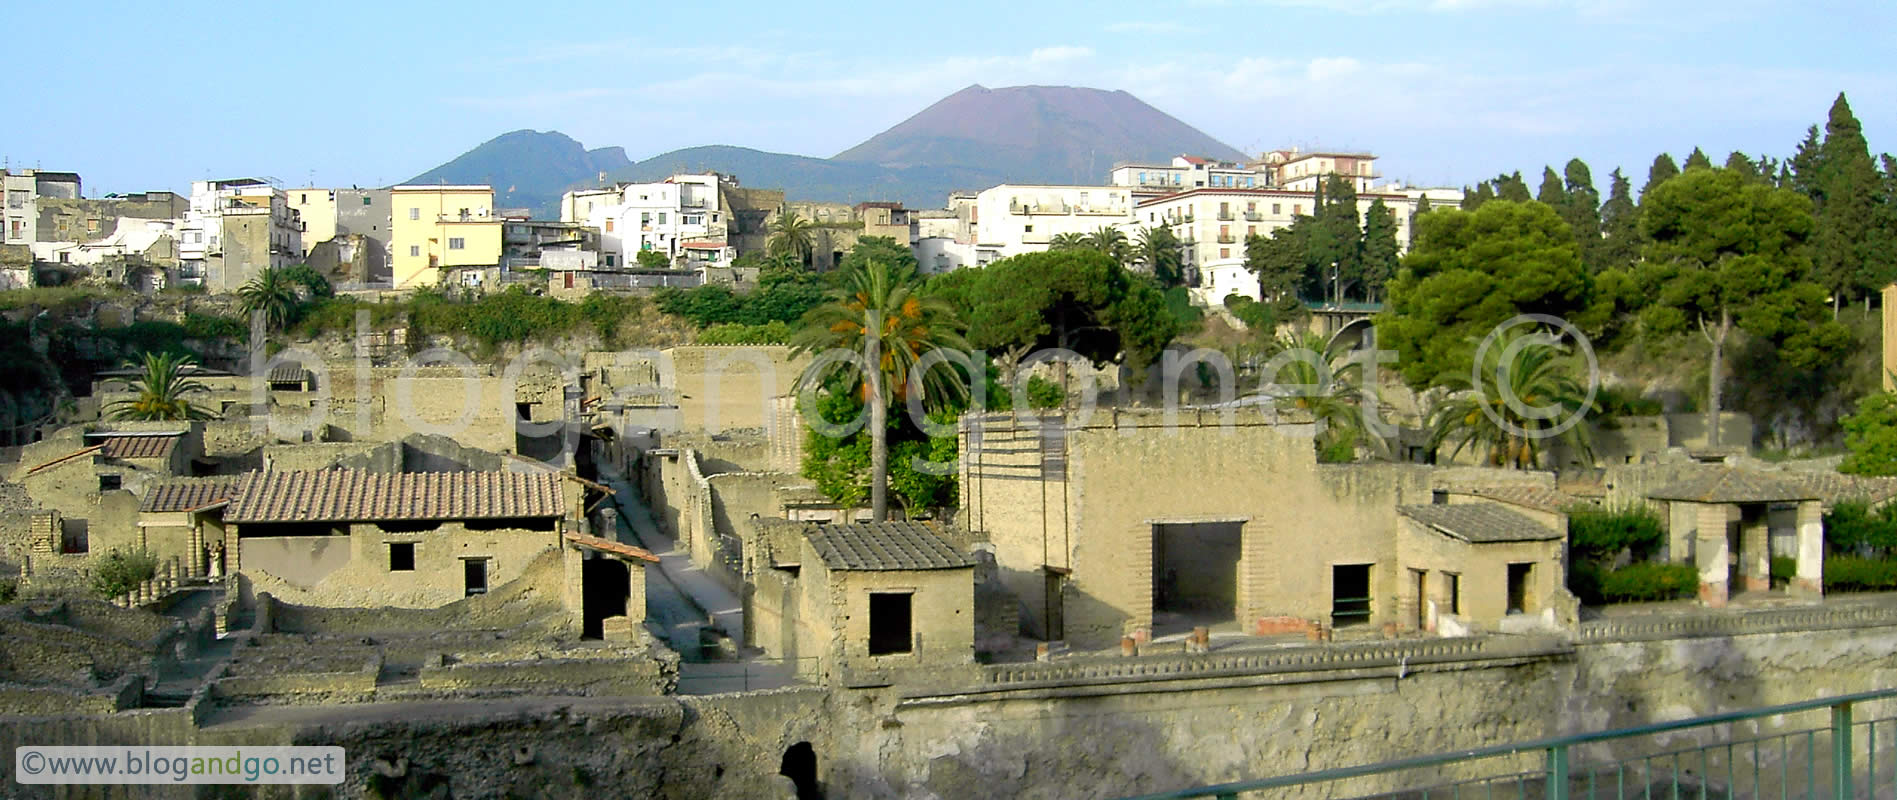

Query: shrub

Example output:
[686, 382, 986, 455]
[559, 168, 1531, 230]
[1841, 393, 1897, 476]
[1567, 505, 1666, 563]
[1595, 562, 1698, 603]
[181, 312, 247, 341]
[1024, 375, 1065, 410]
[1823, 556, 1897, 592]
[1770, 556, 1797, 583]
[0, 578, 15, 604]
[1823, 500, 1897, 557]
[91, 549, 158, 600]
[696, 321, 793, 345]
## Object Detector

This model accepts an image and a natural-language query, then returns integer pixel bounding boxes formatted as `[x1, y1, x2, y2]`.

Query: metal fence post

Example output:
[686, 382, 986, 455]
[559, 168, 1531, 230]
[1547, 744, 1570, 800]
[1833, 701, 1853, 800]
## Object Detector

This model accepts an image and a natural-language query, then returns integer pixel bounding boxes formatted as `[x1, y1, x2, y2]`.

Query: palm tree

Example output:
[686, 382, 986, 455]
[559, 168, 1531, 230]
[105, 352, 213, 421]
[1083, 226, 1133, 266]
[1136, 226, 1184, 287]
[1048, 232, 1089, 251]
[1427, 326, 1594, 469]
[1258, 331, 1384, 461]
[235, 267, 298, 333]
[792, 259, 969, 521]
[767, 210, 816, 265]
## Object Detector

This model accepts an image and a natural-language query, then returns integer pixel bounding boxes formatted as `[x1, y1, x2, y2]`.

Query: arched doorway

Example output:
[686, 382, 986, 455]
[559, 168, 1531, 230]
[779, 741, 821, 800]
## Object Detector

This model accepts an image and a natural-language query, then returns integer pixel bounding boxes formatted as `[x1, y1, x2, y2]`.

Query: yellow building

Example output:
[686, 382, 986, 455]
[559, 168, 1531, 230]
[390, 185, 502, 288]
[287, 188, 337, 256]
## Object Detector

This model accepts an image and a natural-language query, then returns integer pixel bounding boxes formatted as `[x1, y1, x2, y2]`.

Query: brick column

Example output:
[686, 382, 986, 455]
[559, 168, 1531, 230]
[1792, 500, 1824, 599]
[1126, 524, 1153, 640]
[1695, 502, 1731, 608]
[1738, 510, 1770, 593]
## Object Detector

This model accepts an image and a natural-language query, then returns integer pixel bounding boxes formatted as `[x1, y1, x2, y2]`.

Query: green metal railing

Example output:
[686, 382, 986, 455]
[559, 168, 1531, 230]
[1119, 689, 1897, 800]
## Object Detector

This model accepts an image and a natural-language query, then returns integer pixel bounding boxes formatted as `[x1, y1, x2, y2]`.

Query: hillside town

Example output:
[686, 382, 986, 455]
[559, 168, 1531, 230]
[5, 10, 1897, 796]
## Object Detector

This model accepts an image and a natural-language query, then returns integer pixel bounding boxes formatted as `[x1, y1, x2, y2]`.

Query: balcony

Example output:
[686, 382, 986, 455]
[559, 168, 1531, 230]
[1217, 211, 1235, 221]
[682, 198, 707, 209]
[1010, 202, 1072, 216]
[1244, 212, 1264, 221]
[1217, 234, 1236, 244]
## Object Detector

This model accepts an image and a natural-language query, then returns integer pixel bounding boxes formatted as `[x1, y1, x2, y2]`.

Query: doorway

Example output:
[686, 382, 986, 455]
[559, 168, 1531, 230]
[779, 742, 821, 800]
[1042, 570, 1065, 642]
[581, 556, 631, 639]
[1412, 569, 1428, 630]
[1506, 563, 1533, 614]
[1151, 522, 1243, 634]
[1331, 564, 1372, 627]
[463, 558, 489, 597]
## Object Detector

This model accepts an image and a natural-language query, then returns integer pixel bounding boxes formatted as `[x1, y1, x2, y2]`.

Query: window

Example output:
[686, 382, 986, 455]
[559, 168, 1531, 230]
[657, 212, 667, 224]
[1446, 572, 1461, 615]
[1294, 204, 1303, 215]
[388, 542, 415, 572]
[683, 214, 703, 225]
[300, 193, 308, 203]
[641, 212, 651, 225]
[1023, 225, 1033, 233]
[868, 592, 913, 655]
[1272, 203, 1281, 215]
[448, 237, 465, 250]
[1507, 563, 1533, 614]
[464, 558, 489, 596]
[6, 190, 25, 208]
[604, 253, 615, 267]
[408, 207, 420, 220]
[409, 245, 421, 257]
[362, 196, 372, 205]
[1220, 248, 1230, 259]
[99, 475, 122, 491]
[605, 219, 614, 232]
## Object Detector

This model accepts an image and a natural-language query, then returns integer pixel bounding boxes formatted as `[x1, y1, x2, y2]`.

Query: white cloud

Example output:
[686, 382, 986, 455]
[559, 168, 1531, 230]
[1306, 57, 1363, 81]
[1028, 46, 1095, 64]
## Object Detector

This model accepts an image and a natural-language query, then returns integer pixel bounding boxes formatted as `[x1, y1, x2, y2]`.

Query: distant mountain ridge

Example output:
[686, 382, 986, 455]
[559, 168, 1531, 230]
[403, 85, 1250, 216]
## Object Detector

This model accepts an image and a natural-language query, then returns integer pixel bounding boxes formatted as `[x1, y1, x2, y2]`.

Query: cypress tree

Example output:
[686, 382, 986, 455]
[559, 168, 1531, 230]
[1642, 154, 1680, 201]
[1814, 93, 1886, 309]
[1684, 147, 1713, 171]
[1562, 159, 1604, 271]
[1536, 166, 1567, 206]
[1790, 125, 1824, 199]
[1495, 171, 1532, 203]
[1361, 198, 1401, 303]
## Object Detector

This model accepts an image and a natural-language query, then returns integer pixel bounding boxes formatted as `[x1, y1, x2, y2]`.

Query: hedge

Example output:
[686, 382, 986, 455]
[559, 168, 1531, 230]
[1823, 556, 1897, 593]
[1570, 561, 1698, 604]
[1566, 505, 1665, 563]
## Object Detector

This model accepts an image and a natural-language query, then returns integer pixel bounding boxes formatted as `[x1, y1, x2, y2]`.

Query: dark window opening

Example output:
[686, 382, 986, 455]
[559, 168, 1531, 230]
[581, 556, 631, 639]
[388, 542, 415, 571]
[516, 402, 535, 421]
[60, 519, 89, 554]
[464, 558, 489, 596]
[780, 742, 822, 800]
[1412, 568, 1427, 629]
[868, 592, 912, 655]
[1043, 571, 1065, 642]
[1446, 572, 1461, 615]
[99, 474, 122, 492]
[1507, 563, 1533, 614]
[1431, 489, 1448, 505]
[1331, 564, 1372, 627]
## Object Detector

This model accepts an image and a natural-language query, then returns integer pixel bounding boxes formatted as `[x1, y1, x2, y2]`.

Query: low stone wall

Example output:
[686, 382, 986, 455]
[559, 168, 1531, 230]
[419, 652, 675, 697]
[0, 673, 142, 716]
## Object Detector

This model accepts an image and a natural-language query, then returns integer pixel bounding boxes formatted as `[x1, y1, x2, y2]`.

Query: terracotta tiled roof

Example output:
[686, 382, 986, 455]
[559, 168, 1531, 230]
[807, 521, 974, 571]
[563, 532, 659, 562]
[1462, 486, 1588, 514]
[225, 469, 566, 524]
[267, 364, 309, 383]
[1400, 504, 1564, 543]
[1779, 472, 1897, 508]
[679, 241, 727, 250]
[92, 433, 182, 461]
[1647, 469, 1817, 504]
[141, 478, 240, 513]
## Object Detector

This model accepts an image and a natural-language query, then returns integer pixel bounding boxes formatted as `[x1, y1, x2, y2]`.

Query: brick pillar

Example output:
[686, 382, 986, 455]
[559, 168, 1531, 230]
[1127, 524, 1153, 639]
[1695, 503, 1731, 608]
[1739, 511, 1770, 593]
[187, 526, 203, 579]
[1792, 500, 1825, 599]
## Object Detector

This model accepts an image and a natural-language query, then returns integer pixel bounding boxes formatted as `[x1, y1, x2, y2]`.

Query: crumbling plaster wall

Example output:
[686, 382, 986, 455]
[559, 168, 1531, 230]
[236, 524, 562, 609]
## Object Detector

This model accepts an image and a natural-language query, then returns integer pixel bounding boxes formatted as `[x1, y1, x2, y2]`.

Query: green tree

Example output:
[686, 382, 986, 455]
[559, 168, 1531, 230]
[104, 351, 213, 421]
[1812, 93, 1890, 311]
[1426, 325, 1594, 469]
[1136, 226, 1185, 287]
[1082, 226, 1133, 266]
[1048, 232, 1088, 250]
[1244, 220, 1314, 318]
[1360, 199, 1400, 302]
[92, 549, 158, 600]
[636, 249, 671, 269]
[1494, 171, 1532, 203]
[1561, 159, 1604, 271]
[963, 249, 1178, 377]
[792, 259, 967, 521]
[1460, 183, 1495, 211]
[838, 235, 918, 276]
[1790, 125, 1825, 197]
[1598, 168, 1641, 272]
[1639, 167, 1850, 449]
[1415, 195, 1433, 216]
[1643, 154, 1680, 200]
[235, 266, 299, 333]
[1840, 392, 1897, 476]
[1536, 167, 1567, 206]
[1683, 147, 1713, 171]
[1378, 201, 1598, 388]
[1261, 331, 1385, 461]
[767, 209, 816, 264]
[278, 264, 333, 299]
[1316, 176, 1365, 303]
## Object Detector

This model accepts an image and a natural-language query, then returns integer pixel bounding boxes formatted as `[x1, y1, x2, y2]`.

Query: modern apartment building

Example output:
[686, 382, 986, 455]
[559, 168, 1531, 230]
[2, 169, 82, 244]
[560, 174, 732, 270]
[179, 178, 302, 290]
[970, 184, 1138, 263]
[389, 185, 501, 289]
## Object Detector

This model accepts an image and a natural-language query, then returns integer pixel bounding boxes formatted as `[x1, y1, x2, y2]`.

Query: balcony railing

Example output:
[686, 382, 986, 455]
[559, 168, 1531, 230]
[1216, 211, 1235, 221]
[1216, 234, 1236, 244]
[1119, 688, 1897, 800]
[1010, 202, 1072, 216]
[1244, 212, 1263, 221]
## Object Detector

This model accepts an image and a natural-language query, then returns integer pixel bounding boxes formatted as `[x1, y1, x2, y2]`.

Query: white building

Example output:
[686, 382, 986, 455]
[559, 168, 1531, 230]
[971, 184, 1138, 263]
[2, 169, 82, 244]
[1107, 155, 1271, 196]
[1259, 150, 1381, 194]
[178, 178, 302, 289]
[559, 174, 732, 270]
[1135, 187, 1420, 304]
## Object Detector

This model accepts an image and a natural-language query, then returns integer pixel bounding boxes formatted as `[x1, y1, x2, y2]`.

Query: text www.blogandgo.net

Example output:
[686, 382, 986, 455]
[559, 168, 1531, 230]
[13, 746, 344, 785]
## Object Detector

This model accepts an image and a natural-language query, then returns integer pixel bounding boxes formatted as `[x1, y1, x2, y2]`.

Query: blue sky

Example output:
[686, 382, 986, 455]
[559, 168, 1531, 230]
[12, 0, 1894, 200]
